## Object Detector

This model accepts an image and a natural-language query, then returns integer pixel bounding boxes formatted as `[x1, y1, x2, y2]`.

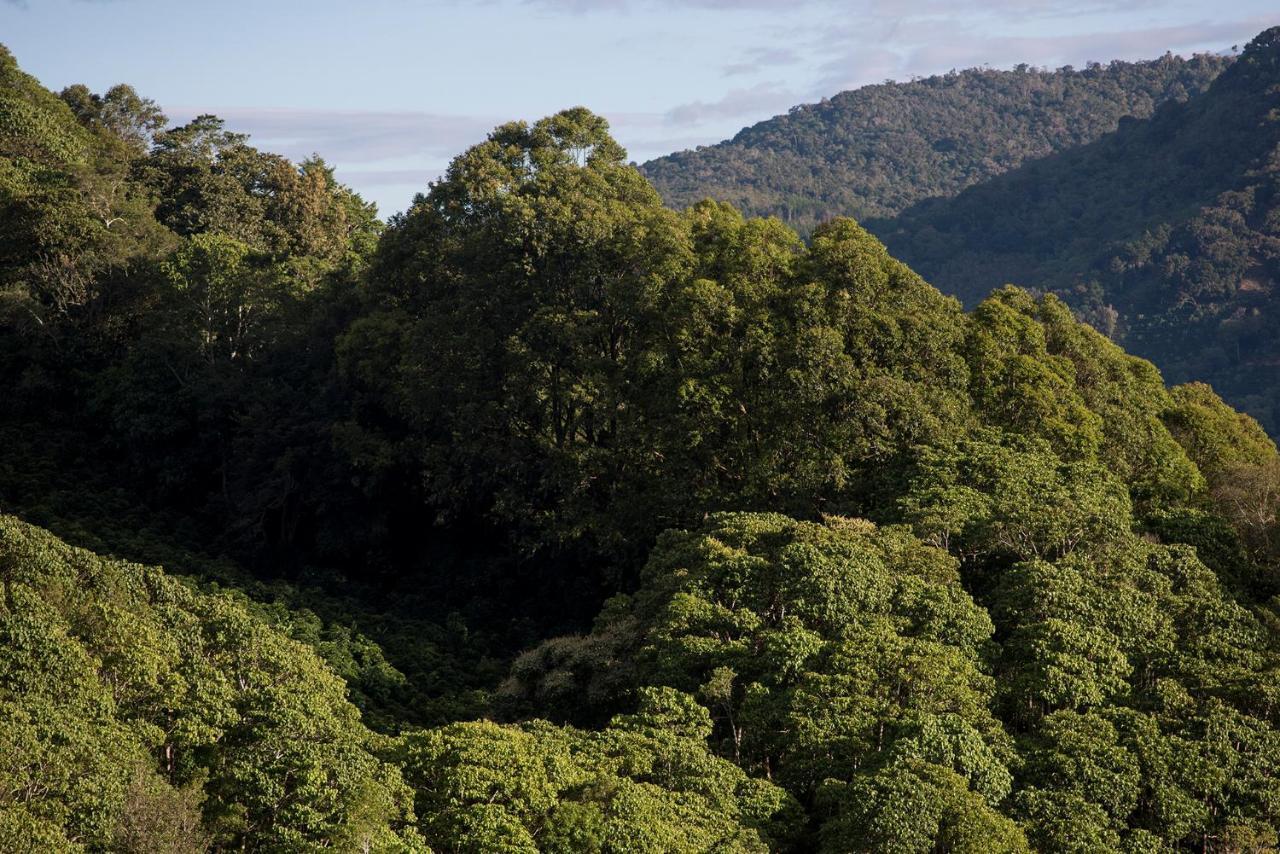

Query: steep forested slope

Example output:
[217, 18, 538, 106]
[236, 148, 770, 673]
[0, 517, 799, 850]
[875, 26, 1280, 434]
[0, 515, 423, 850]
[3, 41, 1280, 852]
[640, 54, 1230, 233]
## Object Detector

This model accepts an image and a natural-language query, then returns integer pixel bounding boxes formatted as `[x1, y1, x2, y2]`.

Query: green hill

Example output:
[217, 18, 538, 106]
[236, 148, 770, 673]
[640, 53, 1230, 233]
[875, 26, 1280, 434]
[0, 514, 422, 849]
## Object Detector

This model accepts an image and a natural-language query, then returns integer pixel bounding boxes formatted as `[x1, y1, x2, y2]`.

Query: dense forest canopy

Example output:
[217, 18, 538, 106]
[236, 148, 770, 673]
[2, 31, 1280, 852]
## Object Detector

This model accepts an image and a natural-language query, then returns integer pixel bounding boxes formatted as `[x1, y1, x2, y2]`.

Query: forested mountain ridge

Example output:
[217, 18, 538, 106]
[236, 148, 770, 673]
[642, 27, 1280, 436]
[3, 39, 1280, 852]
[876, 26, 1280, 435]
[640, 53, 1231, 233]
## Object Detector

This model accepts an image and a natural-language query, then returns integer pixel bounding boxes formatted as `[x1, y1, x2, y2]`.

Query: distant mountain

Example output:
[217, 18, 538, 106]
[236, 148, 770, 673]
[641, 53, 1231, 233]
[874, 26, 1280, 433]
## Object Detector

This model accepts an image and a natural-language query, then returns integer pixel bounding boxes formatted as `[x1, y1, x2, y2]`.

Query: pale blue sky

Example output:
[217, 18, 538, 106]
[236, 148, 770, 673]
[3, 0, 1275, 215]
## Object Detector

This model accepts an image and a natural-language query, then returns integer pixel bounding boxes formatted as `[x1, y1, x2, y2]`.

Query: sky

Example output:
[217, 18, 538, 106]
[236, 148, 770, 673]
[2, 0, 1275, 216]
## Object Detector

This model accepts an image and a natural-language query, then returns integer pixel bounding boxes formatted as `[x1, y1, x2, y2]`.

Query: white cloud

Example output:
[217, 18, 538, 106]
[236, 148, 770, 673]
[809, 15, 1274, 93]
[723, 46, 801, 76]
[165, 106, 502, 166]
[664, 82, 798, 126]
[333, 167, 444, 187]
[519, 0, 1158, 15]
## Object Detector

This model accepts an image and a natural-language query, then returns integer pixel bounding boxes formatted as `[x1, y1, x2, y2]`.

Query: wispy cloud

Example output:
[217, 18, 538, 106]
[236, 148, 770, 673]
[3, 0, 129, 5]
[809, 14, 1274, 93]
[166, 106, 502, 166]
[519, 0, 1159, 15]
[665, 81, 798, 126]
[335, 167, 444, 188]
[522, 0, 839, 11]
[722, 47, 801, 77]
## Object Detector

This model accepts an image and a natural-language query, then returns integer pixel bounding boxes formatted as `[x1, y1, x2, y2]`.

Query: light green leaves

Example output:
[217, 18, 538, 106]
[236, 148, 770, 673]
[396, 687, 799, 853]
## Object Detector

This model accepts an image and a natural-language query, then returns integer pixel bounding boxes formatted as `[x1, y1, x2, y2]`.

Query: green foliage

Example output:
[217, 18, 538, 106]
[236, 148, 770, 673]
[502, 513, 1014, 846]
[1165, 382, 1278, 480]
[346, 117, 971, 557]
[142, 115, 378, 270]
[0, 515, 425, 850]
[4, 38, 1280, 853]
[396, 687, 800, 852]
[0, 48, 172, 342]
[352, 107, 692, 555]
[61, 82, 166, 155]
[900, 432, 1131, 561]
[819, 759, 1029, 853]
[642, 54, 1229, 233]
[648, 29, 1280, 438]
[874, 27, 1280, 437]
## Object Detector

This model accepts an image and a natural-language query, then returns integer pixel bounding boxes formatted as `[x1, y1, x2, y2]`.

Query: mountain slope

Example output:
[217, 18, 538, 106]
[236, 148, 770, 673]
[0, 514, 424, 850]
[640, 54, 1230, 233]
[5, 40, 1280, 850]
[875, 26, 1280, 433]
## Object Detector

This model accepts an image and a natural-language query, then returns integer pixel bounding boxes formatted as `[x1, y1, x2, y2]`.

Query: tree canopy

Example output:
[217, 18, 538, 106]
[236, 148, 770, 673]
[641, 54, 1230, 233]
[2, 36, 1280, 851]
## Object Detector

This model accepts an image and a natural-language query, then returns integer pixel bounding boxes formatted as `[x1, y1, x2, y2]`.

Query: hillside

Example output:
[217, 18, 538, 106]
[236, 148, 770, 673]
[0, 515, 802, 850]
[874, 26, 1280, 434]
[3, 41, 1280, 851]
[0, 513, 424, 849]
[640, 53, 1231, 233]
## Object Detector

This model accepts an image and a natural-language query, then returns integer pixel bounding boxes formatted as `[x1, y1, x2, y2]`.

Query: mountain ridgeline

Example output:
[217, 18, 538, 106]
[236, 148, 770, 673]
[875, 27, 1280, 436]
[645, 28, 1280, 437]
[640, 53, 1232, 232]
[2, 35, 1280, 852]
